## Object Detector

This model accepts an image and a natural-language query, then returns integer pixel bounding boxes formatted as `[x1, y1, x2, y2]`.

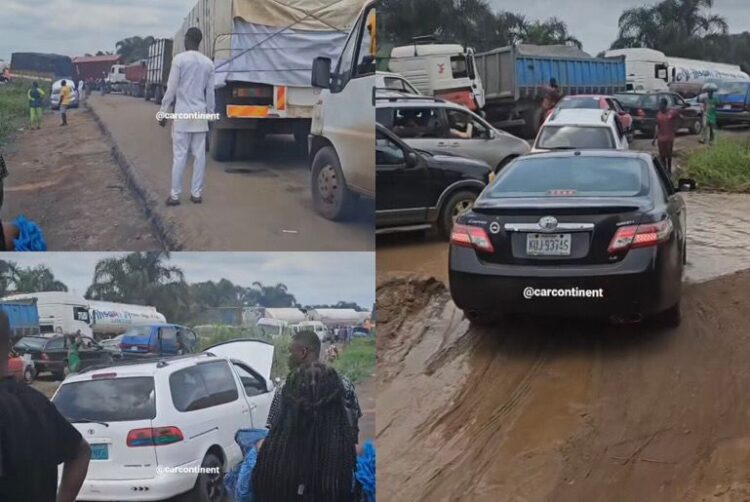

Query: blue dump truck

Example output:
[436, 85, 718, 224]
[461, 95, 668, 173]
[0, 298, 40, 341]
[475, 44, 627, 137]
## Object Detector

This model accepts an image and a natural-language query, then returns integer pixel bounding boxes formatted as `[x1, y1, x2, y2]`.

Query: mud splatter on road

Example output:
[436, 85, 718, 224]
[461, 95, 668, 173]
[378, 273, 750, 501]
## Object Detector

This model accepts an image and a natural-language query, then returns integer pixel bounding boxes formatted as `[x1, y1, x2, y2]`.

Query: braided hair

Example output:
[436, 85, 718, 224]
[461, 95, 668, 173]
[253, 362, 357, 502]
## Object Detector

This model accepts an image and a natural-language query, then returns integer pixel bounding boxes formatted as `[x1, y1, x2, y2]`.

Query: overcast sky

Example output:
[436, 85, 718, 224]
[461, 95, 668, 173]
[1, 253, 375, 307]
[488, 0, 750, 54]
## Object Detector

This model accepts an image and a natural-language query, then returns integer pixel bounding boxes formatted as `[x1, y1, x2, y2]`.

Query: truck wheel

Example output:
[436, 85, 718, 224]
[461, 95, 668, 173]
[293, 122, 310, 154]
[155, 86, 163, 105]
[439, 190, 477, 240]
[312, 146, 355, 221]
[181, 452, 224, 502]
[211, 129, 237, 162]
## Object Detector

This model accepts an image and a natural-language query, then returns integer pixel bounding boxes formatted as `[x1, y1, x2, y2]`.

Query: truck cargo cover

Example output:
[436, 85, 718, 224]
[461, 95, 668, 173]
[233, 0, 365, 31]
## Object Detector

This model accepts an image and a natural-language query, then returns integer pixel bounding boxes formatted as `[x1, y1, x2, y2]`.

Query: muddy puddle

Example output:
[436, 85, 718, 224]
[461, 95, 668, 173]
[378, 273, 750, 501]
[377, 192, 750, 286]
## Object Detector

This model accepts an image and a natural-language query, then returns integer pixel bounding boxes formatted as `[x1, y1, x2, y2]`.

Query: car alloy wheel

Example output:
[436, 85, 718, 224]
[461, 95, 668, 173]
[451, 198, 473, 221]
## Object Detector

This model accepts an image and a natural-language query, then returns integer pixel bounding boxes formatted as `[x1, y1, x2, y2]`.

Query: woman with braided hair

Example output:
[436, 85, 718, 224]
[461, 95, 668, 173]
[253, 361, 358, 502]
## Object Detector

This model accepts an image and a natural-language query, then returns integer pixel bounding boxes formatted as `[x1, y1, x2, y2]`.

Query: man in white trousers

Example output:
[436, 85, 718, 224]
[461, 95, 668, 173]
[158, 27, 215, 206]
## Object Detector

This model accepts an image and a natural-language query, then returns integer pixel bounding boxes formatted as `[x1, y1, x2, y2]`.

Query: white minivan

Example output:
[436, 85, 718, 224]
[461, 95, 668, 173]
[53, 339, 275, 501]
[309, 0, 376, 220]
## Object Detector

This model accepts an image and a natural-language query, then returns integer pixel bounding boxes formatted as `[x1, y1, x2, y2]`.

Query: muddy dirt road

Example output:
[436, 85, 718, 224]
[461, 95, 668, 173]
[378, 272, 750, 501]
[2, 108, 162, 250]
[88, 94, 373, 251]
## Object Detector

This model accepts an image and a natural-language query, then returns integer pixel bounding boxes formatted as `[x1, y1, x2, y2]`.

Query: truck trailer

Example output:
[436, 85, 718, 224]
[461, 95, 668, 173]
[0, 299, 40, 342]
[475, 44, 627, 137]
[145, 38, 173, 104]
[72, 55, 121, 84]
[124, 60, 147, 97]
[10, 52, 74, 81]
[174, 0, 364, 161]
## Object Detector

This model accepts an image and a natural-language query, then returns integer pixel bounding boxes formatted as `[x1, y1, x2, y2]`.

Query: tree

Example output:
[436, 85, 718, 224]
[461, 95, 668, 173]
[249, 282, 298, 308]
[0, 261, 68, 294]
[521, 17, 582, 49]
[115, 36, 155, 64]
[86, 252, 191, 323]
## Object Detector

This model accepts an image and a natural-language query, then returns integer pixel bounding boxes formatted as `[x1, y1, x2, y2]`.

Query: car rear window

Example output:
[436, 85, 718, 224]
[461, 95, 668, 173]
[15, 337, 47, 350]
[487, 156, 648, 198]
[614, 94, 640, 107]
[53, 377, 156, 422]
[537, 126, 615, 150]
[558, 98, 600, 110]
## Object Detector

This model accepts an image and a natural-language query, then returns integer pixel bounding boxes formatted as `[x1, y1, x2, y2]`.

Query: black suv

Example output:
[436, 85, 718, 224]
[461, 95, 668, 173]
[14, 335, 115, 379]
[614, 91, 703, 136]
[376, 124, 492, 239]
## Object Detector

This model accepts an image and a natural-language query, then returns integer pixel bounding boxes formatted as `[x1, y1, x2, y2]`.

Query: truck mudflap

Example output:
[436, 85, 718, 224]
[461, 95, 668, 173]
[435, 88, 478, 111]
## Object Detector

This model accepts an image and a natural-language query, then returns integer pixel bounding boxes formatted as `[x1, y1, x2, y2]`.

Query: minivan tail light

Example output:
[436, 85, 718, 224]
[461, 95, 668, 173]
[451, 224, 495, 253]
[608, 220, 673, 254]
[127, 427, 184, 447]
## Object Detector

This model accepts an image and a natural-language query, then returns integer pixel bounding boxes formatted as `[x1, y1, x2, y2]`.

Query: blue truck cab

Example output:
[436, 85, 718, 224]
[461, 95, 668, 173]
[0, 299, 40, 341]
[715, 80, 750, 126]
[119, 323, 198, 357]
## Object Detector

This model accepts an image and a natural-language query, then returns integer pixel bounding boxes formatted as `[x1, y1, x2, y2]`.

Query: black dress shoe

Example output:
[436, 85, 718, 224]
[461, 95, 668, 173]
[166, 197, 180, 206]
[190, 195, 202, 204]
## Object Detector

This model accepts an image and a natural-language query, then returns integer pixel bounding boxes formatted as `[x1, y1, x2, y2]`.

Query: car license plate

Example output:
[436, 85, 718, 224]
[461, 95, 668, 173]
[90, 444, 109, 460]
[723, 104, 732, 109]
[526, 233, 571, 256]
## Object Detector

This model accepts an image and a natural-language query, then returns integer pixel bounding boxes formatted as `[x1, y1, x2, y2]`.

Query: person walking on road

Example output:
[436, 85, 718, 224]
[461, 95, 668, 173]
[67, 331, 82, 375]
[59, 80, 72, 126]
[27, 81, 45, 130]
[652, 98, 680, 175]
[0, 311, 91, 502]
[700, 88, 718, 146]
[266, 330, 362, 442]
[159, 26, 215, 206]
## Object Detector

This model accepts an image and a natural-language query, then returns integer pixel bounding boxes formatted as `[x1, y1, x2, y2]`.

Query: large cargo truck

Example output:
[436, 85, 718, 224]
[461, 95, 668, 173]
[0, 299, 40, 342]
[475, 44, 627, 137]
[124, 60, 147, 97]
[145, 38, 173, 104]
[10, 52, 74, 81]
[72, 55, 121, 84]
[174, 0, 364, 161]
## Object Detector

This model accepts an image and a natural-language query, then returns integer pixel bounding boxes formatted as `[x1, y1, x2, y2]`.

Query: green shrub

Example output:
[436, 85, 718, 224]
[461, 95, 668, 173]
[333, 337, 376, 384]
[0, 81, 29, 145]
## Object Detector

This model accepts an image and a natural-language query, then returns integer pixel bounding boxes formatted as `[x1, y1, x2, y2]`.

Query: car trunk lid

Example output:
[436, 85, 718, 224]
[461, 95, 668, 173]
[203, 338, 275, 384]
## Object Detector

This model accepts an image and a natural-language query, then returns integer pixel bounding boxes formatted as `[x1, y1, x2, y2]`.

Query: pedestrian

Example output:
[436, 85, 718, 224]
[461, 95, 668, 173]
[541, 77, 561, 127]
[700, 89, 718, 146]
[59, 80, 72, 126]
[253, 362, 358, 502]
[67, 331, 82, 375]
[77, 79, 84, 104]
[159, 26, 216, 206]
[0, 311, 91, 502]
[27, 81, 45, 130]
[266, 330, 362, 442]
[652, 97, 680, 174]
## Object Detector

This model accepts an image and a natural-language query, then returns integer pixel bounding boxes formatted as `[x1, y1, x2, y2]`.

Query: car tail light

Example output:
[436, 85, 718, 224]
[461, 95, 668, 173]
[636, 108, 646, 117]
[608, 220, 673, 254]
[127, 427, 183, 447]
[451, 224, 495, 253]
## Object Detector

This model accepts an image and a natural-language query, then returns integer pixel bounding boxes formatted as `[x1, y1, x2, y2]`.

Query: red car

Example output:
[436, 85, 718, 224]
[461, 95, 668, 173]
[7, 349, 32, 383]
[555, 95, 634, 140]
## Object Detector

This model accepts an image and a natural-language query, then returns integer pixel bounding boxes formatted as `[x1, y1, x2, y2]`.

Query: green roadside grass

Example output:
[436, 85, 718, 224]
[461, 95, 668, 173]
[333, 336, 376, 384]
[0, 81, 29, 146]
[681, 137, 750, 192]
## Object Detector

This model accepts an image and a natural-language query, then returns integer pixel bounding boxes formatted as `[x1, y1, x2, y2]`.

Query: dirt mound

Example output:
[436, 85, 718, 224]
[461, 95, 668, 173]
[378, 271, 750, 501]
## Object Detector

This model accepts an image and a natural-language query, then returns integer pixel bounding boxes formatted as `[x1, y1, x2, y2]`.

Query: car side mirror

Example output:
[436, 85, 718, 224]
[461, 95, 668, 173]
[406, 151, 419, 167]
[678, 178, 697, 191]
[311, 57, 332, 89]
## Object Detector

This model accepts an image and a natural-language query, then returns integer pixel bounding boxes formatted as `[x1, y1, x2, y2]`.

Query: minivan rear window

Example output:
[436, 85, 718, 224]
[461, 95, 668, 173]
[170, 361, 238, 412]
[537, 126, 615, 150]
[487, 156, 648, 198]
[53, 377, 156, 422]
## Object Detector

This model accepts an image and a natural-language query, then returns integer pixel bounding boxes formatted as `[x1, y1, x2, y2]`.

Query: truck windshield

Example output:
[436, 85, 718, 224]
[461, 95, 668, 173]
[537, 126, 615, 150]
[450, 56, 469, 79]
[54, 377, 156, 422]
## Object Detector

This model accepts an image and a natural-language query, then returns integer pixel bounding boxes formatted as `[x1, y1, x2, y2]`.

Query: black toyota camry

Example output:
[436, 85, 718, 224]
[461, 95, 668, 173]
[449, 150, 694, 327]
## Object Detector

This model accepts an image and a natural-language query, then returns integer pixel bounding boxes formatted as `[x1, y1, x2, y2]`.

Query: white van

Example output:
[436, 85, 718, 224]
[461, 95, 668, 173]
[309, 0, 376, 220]
[53, 339, 275, 501]
[388, 42, 485, 110]
[4, 292, 93, 337]
[294, 320, 329, 342]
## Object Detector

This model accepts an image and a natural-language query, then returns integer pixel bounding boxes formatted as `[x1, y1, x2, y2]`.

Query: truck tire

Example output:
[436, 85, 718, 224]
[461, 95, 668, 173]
[155, 86, 163, 105]
[211, 129, 237, 162]
[439, 190, 478, 240]
[293, 122, 310, 154]
[144, 86, 151, 101]
[311, 146, 355, 221]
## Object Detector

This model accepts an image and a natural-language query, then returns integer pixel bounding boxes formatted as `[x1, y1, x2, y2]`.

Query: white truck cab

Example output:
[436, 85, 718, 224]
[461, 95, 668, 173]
[309, 0, 376, 220]
[388, 41, 485, 111]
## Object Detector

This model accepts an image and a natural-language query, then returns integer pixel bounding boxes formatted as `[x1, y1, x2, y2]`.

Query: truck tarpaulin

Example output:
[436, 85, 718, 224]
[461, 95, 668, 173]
[176, 0, 365, 88]
[10, 53, 74, 79]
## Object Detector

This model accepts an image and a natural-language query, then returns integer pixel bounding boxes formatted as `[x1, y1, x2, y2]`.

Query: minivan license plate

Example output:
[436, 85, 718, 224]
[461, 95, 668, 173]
[90, 443, 109, 460]
[527, 233, 571, 256]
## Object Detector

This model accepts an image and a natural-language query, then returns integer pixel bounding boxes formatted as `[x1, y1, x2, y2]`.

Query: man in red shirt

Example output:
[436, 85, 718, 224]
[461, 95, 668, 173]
[652, 98, 680, 174]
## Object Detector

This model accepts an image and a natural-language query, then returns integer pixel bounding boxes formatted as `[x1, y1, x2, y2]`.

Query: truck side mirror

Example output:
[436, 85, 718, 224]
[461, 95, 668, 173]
[311, 57, 332, 89]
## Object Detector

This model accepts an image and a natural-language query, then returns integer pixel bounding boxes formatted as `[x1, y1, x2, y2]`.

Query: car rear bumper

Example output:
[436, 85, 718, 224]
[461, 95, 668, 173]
[74, 461, 200, 501]
[716, 109, 750, 124]
[632, 116, 655, 132]
[449, 245, 681, 317]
